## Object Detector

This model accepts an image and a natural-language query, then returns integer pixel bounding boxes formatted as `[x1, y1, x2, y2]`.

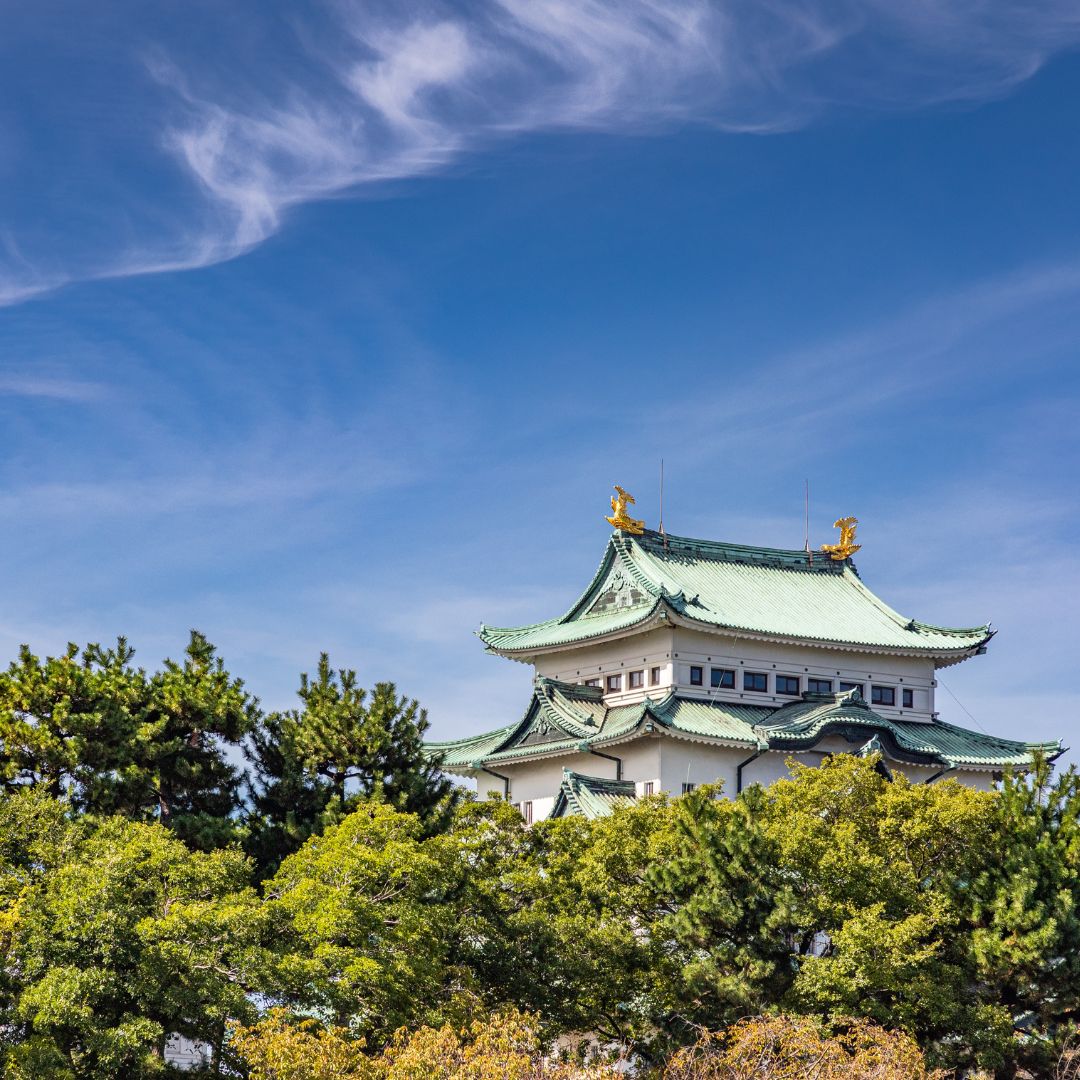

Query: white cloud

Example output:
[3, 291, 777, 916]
[0, 372, 108, 402]
[4, 0, 1080, 303]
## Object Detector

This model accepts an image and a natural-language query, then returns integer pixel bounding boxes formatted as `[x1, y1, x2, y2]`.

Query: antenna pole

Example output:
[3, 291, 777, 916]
[804, 479, 813, 565]
[659, 459, 667, 547]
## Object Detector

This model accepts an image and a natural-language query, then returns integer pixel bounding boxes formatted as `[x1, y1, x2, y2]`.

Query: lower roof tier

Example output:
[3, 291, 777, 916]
[425, 677, 1061, 774]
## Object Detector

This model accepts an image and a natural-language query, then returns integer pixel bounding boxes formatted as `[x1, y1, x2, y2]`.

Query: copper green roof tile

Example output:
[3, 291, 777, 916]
[549, 769, 638, 819]
[424, 683, 1058, 776]
[425, 679, 770, 771]
[761, 690, 1061, 769]
[478, 530, 991, 659]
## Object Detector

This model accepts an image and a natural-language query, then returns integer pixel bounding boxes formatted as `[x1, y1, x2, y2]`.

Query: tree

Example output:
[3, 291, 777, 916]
[663, 1014, 942, 1080]
[264, 800, 466, 1041]
[231, 1010, 618, 1080]
[245, 655, 459, 875]
[243, 709, 333, 883]
[111, 631, 257, 850]
[512, 794, 683, 1058]
[0, 800, 266, 1078]
[963, 756, 1080, 1077]
[0, 639, 144, 807]
[0, 633, 256, 850]
[759, 754, 1008, 1071]
[640, 784, 798, 1051]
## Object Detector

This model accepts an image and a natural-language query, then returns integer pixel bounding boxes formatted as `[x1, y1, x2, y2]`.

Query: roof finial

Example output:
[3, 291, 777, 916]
[821, 516, 861, 561]
[606, 485, 645, 535]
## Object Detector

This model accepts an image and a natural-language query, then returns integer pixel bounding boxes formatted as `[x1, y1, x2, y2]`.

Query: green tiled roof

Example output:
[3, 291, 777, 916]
[477, 530, 991, 659]
[550, 769, 638, 819]
[759, 690, 1061, 769]
[426, 677, 769, 769]
[424, 682, 1060, 775]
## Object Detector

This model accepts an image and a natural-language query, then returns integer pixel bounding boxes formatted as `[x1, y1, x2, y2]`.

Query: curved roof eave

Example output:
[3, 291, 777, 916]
[483, 605, 989, 663]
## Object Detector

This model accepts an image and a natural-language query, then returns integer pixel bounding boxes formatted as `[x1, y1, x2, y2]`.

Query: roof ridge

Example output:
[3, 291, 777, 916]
[634, 528, 845, 571]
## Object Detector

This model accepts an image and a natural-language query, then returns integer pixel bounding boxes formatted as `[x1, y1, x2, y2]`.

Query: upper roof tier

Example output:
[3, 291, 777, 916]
[478, 529, 992, 661]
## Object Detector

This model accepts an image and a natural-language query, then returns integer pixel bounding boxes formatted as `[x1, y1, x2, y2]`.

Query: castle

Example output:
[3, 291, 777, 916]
[427, 490, 1060, 820]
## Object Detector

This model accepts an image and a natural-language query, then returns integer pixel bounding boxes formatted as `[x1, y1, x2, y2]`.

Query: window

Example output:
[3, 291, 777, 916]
[839, 681, 863, 695]
[710, 667, 735, 689]
[606, 673, 622, 693]
[681, 782, 696, 794]
[650, 666, 661, 686]
[902, 688, 914, 709]
[643, 781, 654, 796]
[744, 671, 768, 692]
[522, 801, 533, 825]
[689, 665, 703, 686]
[584, 678, 601, 688]
[871, 685, 896, 707]
[776, 675, 800, 696]
[629, 669, 644, 689]
[807, 678, 833, 694]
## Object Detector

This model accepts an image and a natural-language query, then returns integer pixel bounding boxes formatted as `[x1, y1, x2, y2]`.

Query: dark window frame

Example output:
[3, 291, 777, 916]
[871, 685, 896, 707]
[649, 666, 661, 686]
[776, 674, 801, 696]
[606, 673, 622, 693]
[744, 671, 768, 693]
[681, 782, 696, 794]
[629, 669, 644, 689]
[710, 667, 735, 689]
[902, 688, 914, 709]
[807, 678, 833, 694]
[689, 665, 704, 686]
[839, 681, 864, 695]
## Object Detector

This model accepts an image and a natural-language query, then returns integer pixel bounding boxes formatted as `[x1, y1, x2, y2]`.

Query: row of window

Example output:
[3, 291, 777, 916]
[586, 665, 918, 709]
[687, 665, 914, 707]
[586, 665, 664, 693]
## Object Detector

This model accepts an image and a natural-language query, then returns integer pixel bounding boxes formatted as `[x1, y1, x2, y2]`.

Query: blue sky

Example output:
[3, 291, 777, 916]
[1, 0, 1078, 764]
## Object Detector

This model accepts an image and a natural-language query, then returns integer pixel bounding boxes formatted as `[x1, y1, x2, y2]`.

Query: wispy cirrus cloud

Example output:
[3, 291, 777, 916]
[0, 372, 109, 402]
[3, 0, 1080, 303]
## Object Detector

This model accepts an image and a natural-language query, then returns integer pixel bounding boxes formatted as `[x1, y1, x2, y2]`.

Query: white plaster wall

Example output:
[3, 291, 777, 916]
[524, 623, 947, 723]
[534, 627, 676, 699]
[469, 737, 998, 815]
[671, 626, 939, 721]
[658, 741, 745, 796]
[478, 742, 661, 806]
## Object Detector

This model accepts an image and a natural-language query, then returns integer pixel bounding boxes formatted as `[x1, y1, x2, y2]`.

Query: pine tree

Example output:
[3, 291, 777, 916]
[113, 630, 258, 850]
[244, 655, 460, 876]
[0, 638, 143, 810]
[243, 709, 333, 883]
[964, 755, 1080, 1075]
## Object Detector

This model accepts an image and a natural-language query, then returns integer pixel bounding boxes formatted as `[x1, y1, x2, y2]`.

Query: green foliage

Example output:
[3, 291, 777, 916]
[0, 630, 1076, 1080]
[963, 754, 1080, 1075]
[759, 756, 1003, 1067]
[245, 655, 460, 877]
[0, 638, 143, 804]
[0, 796, 266, 1078]
[0, 633, 256, 849]
[655, 784, 796, 1032]
[513, 794, 680, 1054]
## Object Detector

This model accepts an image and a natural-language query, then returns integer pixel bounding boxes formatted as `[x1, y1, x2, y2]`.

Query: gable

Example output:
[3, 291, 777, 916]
[585, 567, 650, 618]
